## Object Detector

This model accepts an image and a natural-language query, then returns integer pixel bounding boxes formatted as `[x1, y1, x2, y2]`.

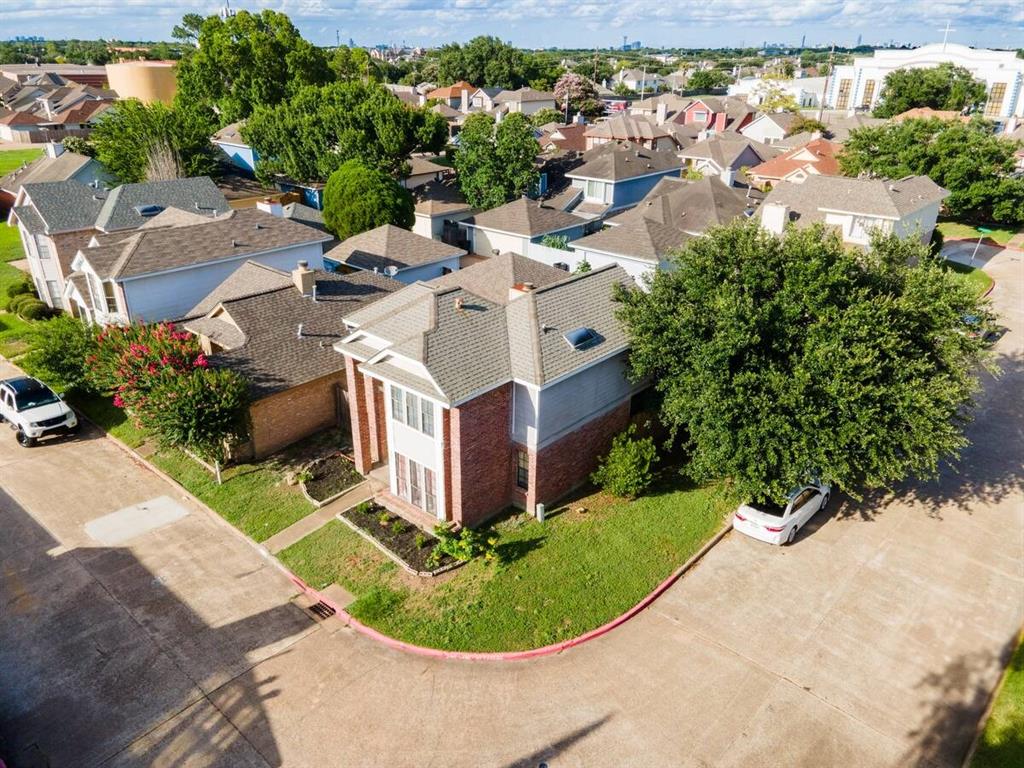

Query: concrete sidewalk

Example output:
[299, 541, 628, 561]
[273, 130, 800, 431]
[262, 479, 380, 554]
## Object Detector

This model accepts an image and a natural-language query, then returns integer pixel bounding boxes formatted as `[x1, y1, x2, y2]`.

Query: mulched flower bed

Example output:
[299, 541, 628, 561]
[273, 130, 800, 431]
[342, 501, 456, 574]
[303, 453, 363, 503]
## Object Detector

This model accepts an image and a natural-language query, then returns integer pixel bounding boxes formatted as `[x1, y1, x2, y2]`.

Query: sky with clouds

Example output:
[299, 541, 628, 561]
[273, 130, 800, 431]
[4, 1, 1022, 50]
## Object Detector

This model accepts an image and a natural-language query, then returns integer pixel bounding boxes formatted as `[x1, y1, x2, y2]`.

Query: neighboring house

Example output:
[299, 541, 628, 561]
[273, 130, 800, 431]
[64, 206, 331, 324]
[813, 112, 887, 142]
[728, 76, 827, 109]
[746, 138, 842, 189]
[538, 123, 588, 153]
[739, 112, 798, 144]
[678, 135, 772, 185]
[677, 97, 758, 134]
[468, 87, 503, 112]
[183, 261, 399, 459]
[335, 254, 640, 527]
[563, 176, 760, 279]
[211, 121, 257, 174]
[614, 68, 662, 93]
[459, 197, 593, 256]
[425, 81, 476, 110]
[324, 224, 465, 282]
[584, 114, 677, 151]
[0, 142, 111, 213]
[825, 43, 1024, 122]
[759, 174, 948, 245]
[430, 102, 466, 137]
[7, 176, 231, 313]
[564, 141, 683, 217]
[629, 93, 692, 123]
[402, 156, 449, 189]
[0, 73, 115, 143]
[411, 180, 476, 243]
[493, 87, 558, 115]
[0, 64, 108, 88]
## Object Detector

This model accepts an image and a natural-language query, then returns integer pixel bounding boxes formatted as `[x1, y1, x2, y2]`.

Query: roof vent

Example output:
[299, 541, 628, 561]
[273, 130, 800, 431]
[231, 239, 238, 247]
[384, 265, 399, 277]
[563, 327, 599, 350]
[133, 204, 164, 217]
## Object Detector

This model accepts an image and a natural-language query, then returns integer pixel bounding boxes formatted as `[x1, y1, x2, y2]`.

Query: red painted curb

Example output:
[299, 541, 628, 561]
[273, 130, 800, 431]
[284, 523, 732, 662]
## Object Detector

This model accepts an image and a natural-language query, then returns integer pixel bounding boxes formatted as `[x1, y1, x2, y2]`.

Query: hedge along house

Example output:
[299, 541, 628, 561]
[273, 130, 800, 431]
[182, 261, 399, 459]
[323, 224, 466, 283]
[64, 206, 331, 325]
[335, 253, 640, 529]
[7, 176, 231, 314]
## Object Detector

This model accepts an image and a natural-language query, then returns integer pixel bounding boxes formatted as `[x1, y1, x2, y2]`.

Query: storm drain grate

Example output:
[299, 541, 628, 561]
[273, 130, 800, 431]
[309, 600, 337, 620]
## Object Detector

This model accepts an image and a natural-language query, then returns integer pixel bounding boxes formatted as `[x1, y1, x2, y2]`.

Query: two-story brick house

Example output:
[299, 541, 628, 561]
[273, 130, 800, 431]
[335, 253, 639, 528]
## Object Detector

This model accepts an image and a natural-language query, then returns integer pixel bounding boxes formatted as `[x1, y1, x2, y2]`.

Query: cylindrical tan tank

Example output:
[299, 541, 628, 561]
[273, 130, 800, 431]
[105, 61, 178, 104]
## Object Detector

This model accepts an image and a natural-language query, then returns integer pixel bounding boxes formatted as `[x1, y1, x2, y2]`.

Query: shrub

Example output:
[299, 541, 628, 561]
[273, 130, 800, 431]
[18, 300, 50, 320]
[414, 532, 427, 549]
[22, 315, 100, 394]
[427, 523, 479, 567]
[7, 293, 36, 314]
[5, 279, 34, 299]
[590, 424, 659, 498]
[540, 234, 569, 250]
[929, 227, 945, 257]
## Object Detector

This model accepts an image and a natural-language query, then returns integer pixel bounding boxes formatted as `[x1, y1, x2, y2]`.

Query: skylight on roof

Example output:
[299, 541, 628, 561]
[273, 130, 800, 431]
[563, 327, 598, 350]
[133, 204, 164, 217]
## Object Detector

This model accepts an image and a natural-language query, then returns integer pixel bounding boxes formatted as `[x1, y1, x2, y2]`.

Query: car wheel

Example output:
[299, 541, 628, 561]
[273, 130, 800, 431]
[16, 431, 35, 448]
[820, 493, 830, 511]
[786, 526, 797, 545]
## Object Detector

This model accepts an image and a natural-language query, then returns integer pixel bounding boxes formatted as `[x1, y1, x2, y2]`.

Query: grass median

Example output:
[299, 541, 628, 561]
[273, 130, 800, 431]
[280, 471, 730, 652]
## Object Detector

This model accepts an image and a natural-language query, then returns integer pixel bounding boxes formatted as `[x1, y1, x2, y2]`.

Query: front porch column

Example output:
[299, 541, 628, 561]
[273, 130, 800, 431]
[344, 357, 373, 474]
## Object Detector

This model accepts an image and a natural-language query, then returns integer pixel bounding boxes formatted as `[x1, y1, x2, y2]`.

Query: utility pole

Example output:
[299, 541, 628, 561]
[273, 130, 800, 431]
[817, 43, 835, 122]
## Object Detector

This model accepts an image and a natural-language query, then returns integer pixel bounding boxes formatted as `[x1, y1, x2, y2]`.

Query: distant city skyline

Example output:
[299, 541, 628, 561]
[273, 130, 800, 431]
[3, 1, 1022, 51]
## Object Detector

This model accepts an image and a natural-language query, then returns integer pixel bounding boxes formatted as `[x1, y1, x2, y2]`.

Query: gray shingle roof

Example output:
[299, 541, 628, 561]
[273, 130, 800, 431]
[584, 114, 670, 143]
[570, 218, 692, 262]
[462, 197, 586, 237]
[183, 261, 293, 320]
[609, 176, 761, 235]
[186, 267, 399, 398]
[338, 257, 633, 405]
[80, 207, 332, 281]
[95, 177, 230, 232]
[324, 224, 465, 273]
[761, 174, 949, 222]
[20, 179, 105, 233]
[429, 252, 567, 305]
[679, 135, 772, 170]
[0, 151, 95, 194]
[493, 87, 556, 103]
[567, 141, 682, 182]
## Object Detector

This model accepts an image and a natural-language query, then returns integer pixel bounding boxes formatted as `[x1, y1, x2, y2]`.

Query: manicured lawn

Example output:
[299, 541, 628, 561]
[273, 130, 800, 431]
[942, 259, 995, 297]
[280, 472, 731, 652]
[70, 391, 150, 448]
[1, 222, 25, 263]
[150, 449, 315, 542]
[0, 311, 34, 359]
[971, 633, 1024, 768]
[938, 221, 1019, 247]
[0, 148, 42, 177]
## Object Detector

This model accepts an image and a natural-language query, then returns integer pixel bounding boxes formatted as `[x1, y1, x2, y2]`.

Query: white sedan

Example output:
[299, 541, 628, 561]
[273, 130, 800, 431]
[732, 481, 832, 545]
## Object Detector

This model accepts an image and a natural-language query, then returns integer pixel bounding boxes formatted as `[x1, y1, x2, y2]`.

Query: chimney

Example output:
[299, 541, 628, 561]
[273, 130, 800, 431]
[292, 260, 315, 296]
[760, 202, 789, 234]
[461, 87, 469, 114]
[45, 141, 64, 159]
[256, 197, 284, 217]
[507, 282, 536, 301]
[656, 101, 668, 125]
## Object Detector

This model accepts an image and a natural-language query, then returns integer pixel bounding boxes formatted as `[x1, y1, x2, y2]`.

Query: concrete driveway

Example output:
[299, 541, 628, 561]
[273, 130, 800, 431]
[1, 246, 1021, 767]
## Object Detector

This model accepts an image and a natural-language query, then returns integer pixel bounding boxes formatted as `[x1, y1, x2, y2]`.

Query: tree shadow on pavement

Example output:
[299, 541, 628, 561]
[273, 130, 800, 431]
[500, 713, 613, 768]
[899, 634, 1020, 768]
[835, 347, 1024, 521]
[0, 487, 312, 768]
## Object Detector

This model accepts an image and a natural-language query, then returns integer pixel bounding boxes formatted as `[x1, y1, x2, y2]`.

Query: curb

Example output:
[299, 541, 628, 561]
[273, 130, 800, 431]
[73, 403, 735, 663]
[286, 520, 733, 662]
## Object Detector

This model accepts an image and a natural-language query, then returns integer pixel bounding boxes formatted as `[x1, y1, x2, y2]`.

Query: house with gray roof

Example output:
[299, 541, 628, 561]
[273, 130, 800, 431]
[6, 176, 232, 314]
[759, 174, 948, 246]
[492, 87, 557, 115]
[458, 197, 594, 257]
[324, 224, 466, 283]
[564, 141, 683, 217]
[678, 134, 775, 186]
[334, 253, 641, 528]
[65, 206, 331, 325]
[0, 143, 111, 210]
[183, 261, 399, 458]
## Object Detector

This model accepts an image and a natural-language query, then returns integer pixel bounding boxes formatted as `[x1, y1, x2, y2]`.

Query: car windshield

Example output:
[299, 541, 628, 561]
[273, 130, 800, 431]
[14, 386, 60, 411]
[750, 499, 787, 517]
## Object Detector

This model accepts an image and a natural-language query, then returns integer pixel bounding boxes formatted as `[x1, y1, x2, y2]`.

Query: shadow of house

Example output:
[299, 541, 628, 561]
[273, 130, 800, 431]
[0, 487, 310, 767]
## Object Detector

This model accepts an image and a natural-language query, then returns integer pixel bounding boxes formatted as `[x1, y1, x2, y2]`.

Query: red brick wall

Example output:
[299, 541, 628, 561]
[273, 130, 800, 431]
[345, 356, 373, 474]
[247, 371, 345, 459]
[530, 400, 631, 511]
[448, 383, 514, 528]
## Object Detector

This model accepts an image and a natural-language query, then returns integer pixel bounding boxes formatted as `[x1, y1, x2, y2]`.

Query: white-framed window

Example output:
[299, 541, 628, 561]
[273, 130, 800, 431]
[395, 453, 408, 498]
[585, 179, 604, 201]
[45, 280, 60, 303]
[103, 280, 118, 314]
[405, 391, 419, 428]
[424, 468, 436, 515]
[391, 386, 404, 424]
[35, 235, 52, 260]
[421, 399, 434, 437]
[86, 272, 105, 312]
[409, 459, 422, 508]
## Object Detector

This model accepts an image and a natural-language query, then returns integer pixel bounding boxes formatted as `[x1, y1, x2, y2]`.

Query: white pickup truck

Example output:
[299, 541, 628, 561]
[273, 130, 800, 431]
[0, 376, 79, 447]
